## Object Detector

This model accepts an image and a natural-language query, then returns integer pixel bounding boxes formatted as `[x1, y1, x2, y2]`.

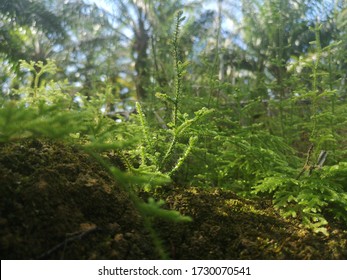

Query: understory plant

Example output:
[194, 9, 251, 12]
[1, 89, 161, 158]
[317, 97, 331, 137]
[253, 168, 347, 235]
[131, 11, 213, 183]
[0, 55, 192, 259]
[185, 23, 347, 235]
[251, 25, 347, 234]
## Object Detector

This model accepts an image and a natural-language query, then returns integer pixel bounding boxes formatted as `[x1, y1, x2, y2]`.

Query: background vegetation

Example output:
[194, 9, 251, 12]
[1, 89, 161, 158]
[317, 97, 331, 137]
[1, 0, 347, 244]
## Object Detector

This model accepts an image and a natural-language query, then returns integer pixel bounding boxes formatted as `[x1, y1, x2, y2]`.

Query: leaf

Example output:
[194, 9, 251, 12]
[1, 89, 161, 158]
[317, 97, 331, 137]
[155, 92, 175, 104]
[138, 198, 192, 222]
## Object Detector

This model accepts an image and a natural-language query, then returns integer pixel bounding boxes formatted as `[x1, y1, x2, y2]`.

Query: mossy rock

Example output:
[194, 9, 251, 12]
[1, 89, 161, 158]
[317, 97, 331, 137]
[1, 138, 346, 259]
[152, 187, 347, 259]
[0, 138, 156, 259]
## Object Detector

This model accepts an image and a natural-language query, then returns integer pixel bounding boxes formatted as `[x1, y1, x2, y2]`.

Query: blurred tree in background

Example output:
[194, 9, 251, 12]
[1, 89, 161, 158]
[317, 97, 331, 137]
[1, 0, 346, 130]
[1, 0, 343, 104]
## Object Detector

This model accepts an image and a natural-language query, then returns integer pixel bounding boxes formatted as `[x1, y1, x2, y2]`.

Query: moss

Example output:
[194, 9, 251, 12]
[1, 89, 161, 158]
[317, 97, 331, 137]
[0, 139, 346, 259]
[0, 138, 156, 259]
[151, 186, 347, 259]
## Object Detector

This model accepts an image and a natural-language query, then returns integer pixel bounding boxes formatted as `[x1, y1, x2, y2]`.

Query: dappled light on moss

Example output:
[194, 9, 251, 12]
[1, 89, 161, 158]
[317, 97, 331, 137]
[1, 140, 347, 259]
[0, 139, 157, 259]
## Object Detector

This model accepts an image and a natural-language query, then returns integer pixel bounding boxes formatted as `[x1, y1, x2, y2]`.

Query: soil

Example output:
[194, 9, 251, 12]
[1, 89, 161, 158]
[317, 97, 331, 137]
[1, 138, 346, 259]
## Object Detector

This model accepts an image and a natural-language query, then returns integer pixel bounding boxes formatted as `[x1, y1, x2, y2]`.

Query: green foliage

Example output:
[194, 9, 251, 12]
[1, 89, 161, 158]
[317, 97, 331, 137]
[253, 167, 347, 235]
[178, 19, 347, 235]
[0, 101, 84, 142]
[2, 0, 347, 250]
[0, 0, 65, 63]
[133, 11, 213, 181]
[139, 198, 192, 222]
[0, 58, 192, 259]
[242, 26, 347, 234]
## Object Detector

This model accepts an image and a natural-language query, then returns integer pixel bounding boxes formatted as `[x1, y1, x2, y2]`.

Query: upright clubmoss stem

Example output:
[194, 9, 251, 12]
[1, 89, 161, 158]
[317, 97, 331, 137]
[310, 24, 322, 141]
[160, 11, 185, 169]
[172, 11, 184, 127]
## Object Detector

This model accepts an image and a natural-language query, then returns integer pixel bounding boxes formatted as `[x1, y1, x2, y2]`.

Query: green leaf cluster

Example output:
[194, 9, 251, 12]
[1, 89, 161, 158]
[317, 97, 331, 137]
[253, 169, 347, 235]
[0, 57, 192, 258]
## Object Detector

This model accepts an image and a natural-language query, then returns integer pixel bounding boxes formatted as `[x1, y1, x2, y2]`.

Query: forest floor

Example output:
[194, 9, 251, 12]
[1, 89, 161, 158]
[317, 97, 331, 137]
[1, 138, 346, 260]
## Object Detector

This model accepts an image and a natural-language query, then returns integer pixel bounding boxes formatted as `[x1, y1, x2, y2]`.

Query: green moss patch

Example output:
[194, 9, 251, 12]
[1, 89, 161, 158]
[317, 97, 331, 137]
[153, 187, 347, 259]
[0, 139, 346, 259]
[0, 139, 156, 259]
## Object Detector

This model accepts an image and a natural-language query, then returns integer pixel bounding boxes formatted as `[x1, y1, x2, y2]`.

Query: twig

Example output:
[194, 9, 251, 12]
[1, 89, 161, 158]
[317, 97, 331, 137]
[153, 110, 168, 129]
[296, 145, 328, 179]
[296, 144, 314, 180]
[37, 226, 99, 259]
[316, 150, 328, 168]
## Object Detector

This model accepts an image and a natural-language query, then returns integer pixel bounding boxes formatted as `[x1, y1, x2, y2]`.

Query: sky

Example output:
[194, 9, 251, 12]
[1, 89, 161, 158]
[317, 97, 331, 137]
[86, 0, 218, 11]
[84, 0, 236, 37]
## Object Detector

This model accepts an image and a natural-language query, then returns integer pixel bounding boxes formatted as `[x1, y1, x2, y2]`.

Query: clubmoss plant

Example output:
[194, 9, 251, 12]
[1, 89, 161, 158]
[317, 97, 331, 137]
[13, 60, 75, 107]
[251, 25, 347, 235]
[135, 11, 213, 179]
[0, 57, 192, 259]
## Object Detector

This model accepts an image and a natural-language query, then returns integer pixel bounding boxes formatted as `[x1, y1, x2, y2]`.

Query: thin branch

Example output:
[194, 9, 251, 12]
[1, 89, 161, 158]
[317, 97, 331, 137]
[37, 225, 99, 259]
[296, 144, 314, 180]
